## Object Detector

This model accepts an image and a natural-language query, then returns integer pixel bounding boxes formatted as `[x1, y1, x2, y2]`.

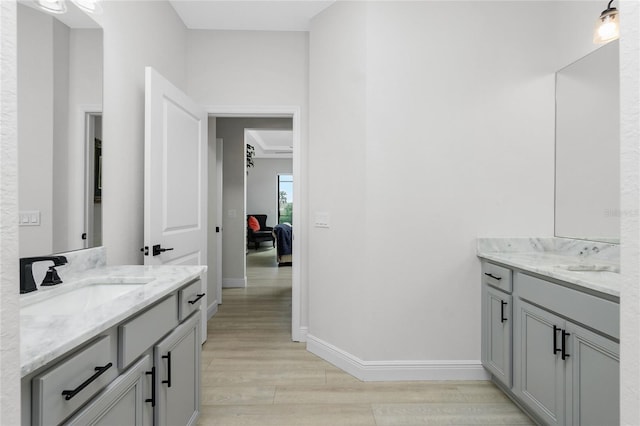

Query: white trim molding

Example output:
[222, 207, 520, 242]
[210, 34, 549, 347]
[306, 334, 489, 382]
[222, 277, 247, 288]
[207, 299, 219, 320]
[295, 326, 308, 343]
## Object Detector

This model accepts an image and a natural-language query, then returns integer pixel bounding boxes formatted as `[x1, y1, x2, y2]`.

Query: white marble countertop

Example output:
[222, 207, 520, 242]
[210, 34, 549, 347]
[477, 250, 621, 298]
[20, 264, 206, 377]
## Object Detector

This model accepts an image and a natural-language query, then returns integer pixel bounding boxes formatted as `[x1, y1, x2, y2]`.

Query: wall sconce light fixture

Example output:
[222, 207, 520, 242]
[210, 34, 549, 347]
[34, 0, 102, 15]
[594, 0, 619, 44]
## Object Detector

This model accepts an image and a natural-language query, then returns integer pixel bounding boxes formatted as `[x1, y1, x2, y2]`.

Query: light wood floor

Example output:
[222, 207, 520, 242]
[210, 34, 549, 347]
[198, 247, 533, 425]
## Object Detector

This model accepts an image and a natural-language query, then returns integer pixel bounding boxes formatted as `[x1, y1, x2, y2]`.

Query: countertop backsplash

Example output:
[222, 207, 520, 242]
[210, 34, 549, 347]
[29, 246, 107, 290]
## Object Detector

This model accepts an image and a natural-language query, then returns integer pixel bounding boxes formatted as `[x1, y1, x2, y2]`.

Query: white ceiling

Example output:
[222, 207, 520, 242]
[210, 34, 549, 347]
[246, 129, 293, 159]
[169, 0, 335, 31]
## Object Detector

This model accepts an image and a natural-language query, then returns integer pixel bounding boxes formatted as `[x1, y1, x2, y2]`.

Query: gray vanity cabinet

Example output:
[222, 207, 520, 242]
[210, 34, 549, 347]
[65, 355, 153, 426]
[22, 279, 204, 426]
[481, 285, 512, 388]
[481, 262, 513, 388]
[514, 298, 620, 426]
[480, 261, 620, 426]
[514, 299, 566, 425]
[515, 271, 619, 426]
[565, 321, 619, 426]
[154, 312, 201, 426]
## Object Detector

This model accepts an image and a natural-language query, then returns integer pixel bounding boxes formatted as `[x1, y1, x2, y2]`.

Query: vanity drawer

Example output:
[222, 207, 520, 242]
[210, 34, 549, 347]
[517, 272, 619, 339]
[118, 294, 177, 369]
[482, 262, 513, 293]
[178, 279, 204, 321]
[32, 335, 117, 426]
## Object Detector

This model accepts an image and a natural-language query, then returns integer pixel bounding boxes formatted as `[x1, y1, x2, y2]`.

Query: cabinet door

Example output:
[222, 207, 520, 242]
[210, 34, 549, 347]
[514, 299, 565, 426]
[155, 312, 201, 426]
[482, 285, 512, 387]
[65, 355, 153, 426]
[565, 322, 619, 426]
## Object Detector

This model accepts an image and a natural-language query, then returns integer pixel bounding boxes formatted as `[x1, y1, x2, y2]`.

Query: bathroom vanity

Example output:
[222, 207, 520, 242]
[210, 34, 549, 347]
[478, 238, 620, 426]
[20, 250, 206, 426]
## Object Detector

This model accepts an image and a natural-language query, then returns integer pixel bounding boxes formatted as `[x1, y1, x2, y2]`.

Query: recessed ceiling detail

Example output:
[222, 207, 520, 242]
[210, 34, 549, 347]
[169, 0, 335, 31]
[246, 129, 293, 159]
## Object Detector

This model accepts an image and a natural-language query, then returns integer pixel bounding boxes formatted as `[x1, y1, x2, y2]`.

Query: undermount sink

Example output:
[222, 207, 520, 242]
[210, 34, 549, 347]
[21, 280, 151, 316]
[557, 264, 620, 273]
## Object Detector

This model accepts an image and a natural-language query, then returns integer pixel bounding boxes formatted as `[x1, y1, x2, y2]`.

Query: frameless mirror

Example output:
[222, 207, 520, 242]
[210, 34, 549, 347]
[555, 40, 619, 243]
[17, 2, 103, 257]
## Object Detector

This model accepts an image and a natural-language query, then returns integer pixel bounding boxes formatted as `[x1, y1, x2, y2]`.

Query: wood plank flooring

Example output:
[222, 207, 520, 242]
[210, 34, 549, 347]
[198, 247, 533, 425]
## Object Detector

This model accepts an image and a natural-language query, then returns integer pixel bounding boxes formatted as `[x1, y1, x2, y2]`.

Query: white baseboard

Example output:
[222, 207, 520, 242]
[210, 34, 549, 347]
[222, 277, 246, 288]
[207, 300, 218, 320]
[306, 334, 489, 382]
[293, 326, 308, 343]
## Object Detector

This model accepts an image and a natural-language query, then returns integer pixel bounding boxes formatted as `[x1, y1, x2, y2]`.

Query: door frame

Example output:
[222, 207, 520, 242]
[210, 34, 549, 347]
[80, 105, 103, 250]
[206, 105, 305, 342]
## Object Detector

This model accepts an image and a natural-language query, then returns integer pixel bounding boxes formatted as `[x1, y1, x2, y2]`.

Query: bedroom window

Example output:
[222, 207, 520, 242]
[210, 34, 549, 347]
[278, 174, 293, 224]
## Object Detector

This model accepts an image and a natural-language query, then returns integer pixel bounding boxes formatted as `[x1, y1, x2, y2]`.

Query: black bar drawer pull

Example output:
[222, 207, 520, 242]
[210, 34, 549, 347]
[484, 272, 502, 281]
[145, 367, 156, 407]
[162, 352, 172, 388]
[61, 362, 113, 401]
[561, 330, 571, 360]
[500, 300, 508, 323]
[188, 293, 206, 305]
[553, 325, 561, 355]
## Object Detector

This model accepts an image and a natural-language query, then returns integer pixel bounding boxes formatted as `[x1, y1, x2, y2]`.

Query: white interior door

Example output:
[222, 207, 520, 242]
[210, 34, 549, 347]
[144, 67, 208, 343]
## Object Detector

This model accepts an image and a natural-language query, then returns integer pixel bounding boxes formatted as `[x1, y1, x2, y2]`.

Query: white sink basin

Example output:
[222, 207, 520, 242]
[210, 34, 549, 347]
[22, 281, 149, 316]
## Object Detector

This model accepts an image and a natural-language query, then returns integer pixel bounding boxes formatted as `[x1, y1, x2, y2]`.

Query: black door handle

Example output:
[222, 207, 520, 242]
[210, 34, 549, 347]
[61, 363, 112, 400]
[500, 300, 508, 323]
[561, 330, 571, 360]
[145, 367, 156, 407]
[162, 351, 172, 388]
[484, 272, 502, 281]
[153, 245, 174, 256]
[553, 325, 561, 355]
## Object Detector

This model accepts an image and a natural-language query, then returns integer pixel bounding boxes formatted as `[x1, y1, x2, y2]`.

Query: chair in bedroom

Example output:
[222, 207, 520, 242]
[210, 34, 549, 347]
[247, 214, 275, 250]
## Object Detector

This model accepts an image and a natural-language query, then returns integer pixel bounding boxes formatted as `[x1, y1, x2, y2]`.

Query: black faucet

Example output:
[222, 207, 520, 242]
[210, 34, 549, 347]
[19, 256, 68, 294]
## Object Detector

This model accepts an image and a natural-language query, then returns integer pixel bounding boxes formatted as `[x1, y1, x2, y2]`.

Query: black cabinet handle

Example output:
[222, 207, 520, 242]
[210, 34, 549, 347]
[500, 300, 508, 323]
[553, 325, 561, 355]
[162, 352, 172, 388]
[188, 293, 206, 305]
[561, 330, 571, 360]
[145, 367, 156, 407]
[484, 272, 502, 281]
[61, 363, 113, 401]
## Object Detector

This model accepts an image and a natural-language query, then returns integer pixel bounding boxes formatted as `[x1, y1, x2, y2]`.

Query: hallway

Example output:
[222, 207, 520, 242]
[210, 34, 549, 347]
[198, 248, 532, 425]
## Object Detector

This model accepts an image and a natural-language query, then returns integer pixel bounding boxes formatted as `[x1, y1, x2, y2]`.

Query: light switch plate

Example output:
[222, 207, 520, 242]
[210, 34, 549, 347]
[314, 212, 330, 228]
[19, 210, 40, 226]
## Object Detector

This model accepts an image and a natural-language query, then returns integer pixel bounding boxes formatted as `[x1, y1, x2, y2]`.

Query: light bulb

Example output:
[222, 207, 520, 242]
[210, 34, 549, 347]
[34, 0, 67, 14]
[593, 7, 620, 44]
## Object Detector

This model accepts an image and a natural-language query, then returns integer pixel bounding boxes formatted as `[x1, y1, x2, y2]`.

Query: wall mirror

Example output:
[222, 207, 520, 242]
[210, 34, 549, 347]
[555, 40, 619, 243]
[17, 1, 103, 257]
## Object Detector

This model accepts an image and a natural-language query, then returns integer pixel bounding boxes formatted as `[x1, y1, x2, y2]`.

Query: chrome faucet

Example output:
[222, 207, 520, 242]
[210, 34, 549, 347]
[19, 256, 68, 294]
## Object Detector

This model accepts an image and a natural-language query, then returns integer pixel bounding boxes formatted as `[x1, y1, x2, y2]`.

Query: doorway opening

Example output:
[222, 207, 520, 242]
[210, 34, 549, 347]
[208, 106, 304, 342]
[84, 112, 102, 249]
